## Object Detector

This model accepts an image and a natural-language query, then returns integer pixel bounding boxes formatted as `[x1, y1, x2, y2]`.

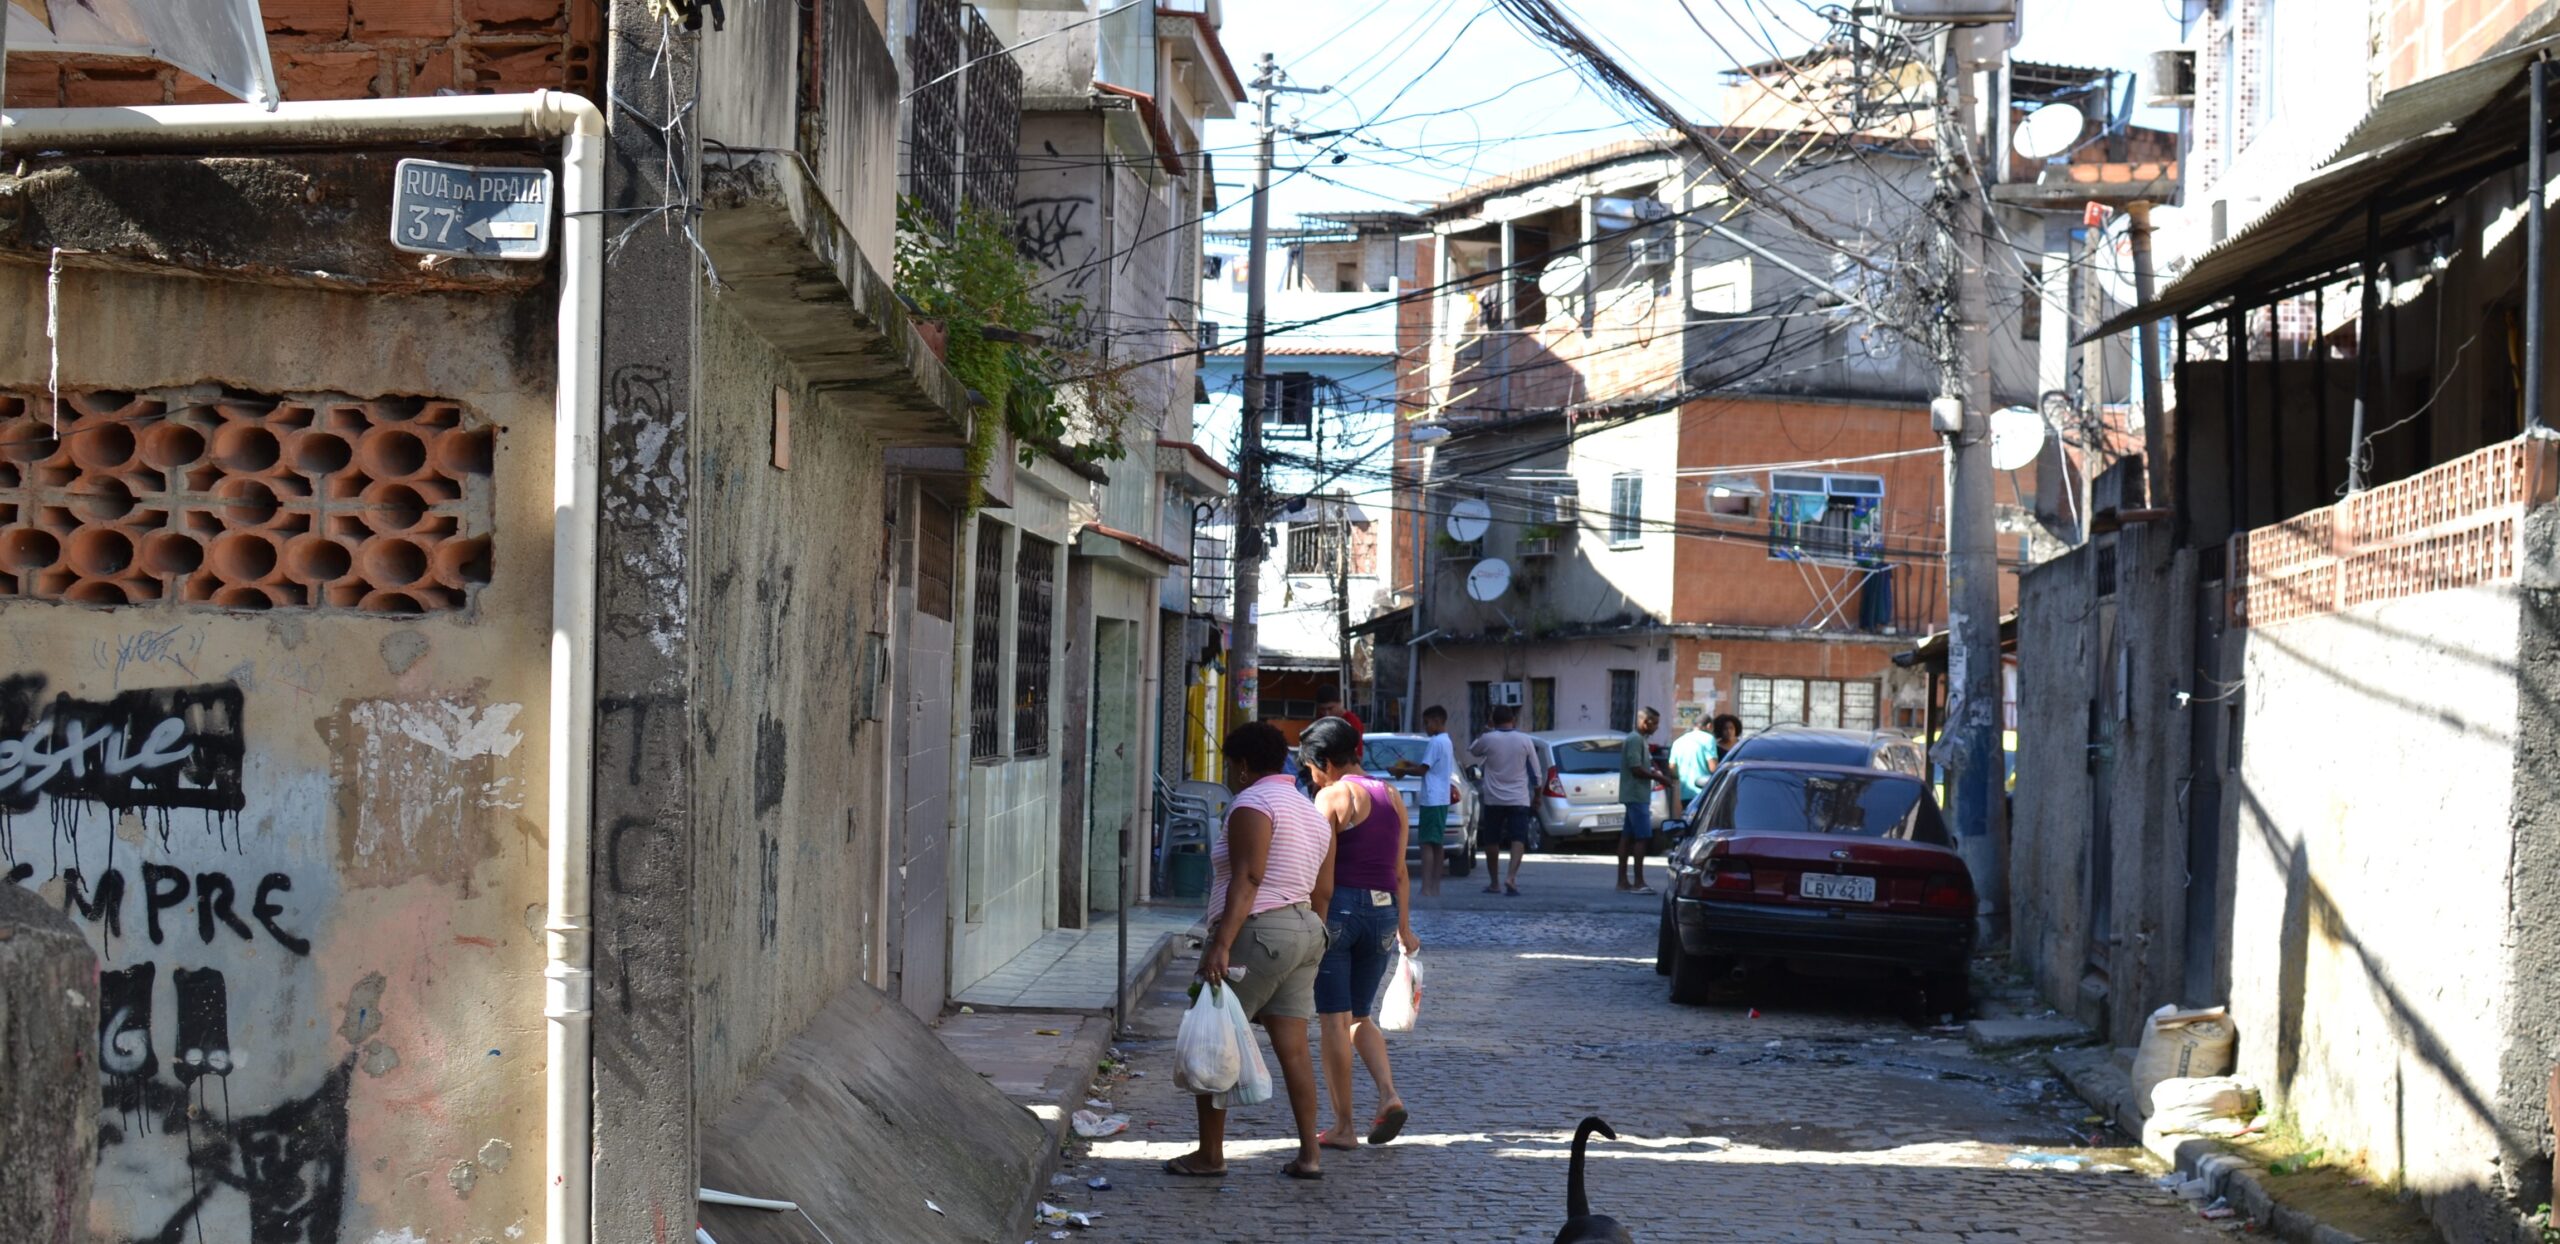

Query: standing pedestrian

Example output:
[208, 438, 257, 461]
[1317, 688, 1365, 735]
[1617, 708, 1675, 893]
[1668, 712, 1716, 823]
[1300, 717, 1419, 1152]
[1711, 713, 1745, 763]
[1386, 705, 1456, 896]
[1167, 721, 1336, 1181]
[1468, 704, 1541, 896]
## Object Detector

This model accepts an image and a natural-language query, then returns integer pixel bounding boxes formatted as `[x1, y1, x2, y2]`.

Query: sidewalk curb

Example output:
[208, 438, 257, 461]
[1025, 925, 1197, 1187]
[2045, 1048, 2379, 1244]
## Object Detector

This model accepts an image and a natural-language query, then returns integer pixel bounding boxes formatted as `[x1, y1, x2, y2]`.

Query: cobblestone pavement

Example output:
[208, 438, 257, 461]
[1044, 856, 2225, 1243]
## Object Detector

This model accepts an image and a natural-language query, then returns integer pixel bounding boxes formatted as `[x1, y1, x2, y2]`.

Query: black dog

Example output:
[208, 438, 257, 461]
[1553, 1116, 1635, 1244]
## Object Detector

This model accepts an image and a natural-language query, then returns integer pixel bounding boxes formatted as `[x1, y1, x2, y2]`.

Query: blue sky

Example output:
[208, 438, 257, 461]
[1200, 0, 2184, 231]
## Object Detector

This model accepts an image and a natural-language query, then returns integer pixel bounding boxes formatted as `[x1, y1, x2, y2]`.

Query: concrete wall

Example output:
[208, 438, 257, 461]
[2227, 582, 2525, 1228]
[1418, 637, 1679, 743]
[691, 295, 896, 1127]
[2010, 522, 2200, 1047]
[0, 261, 555, 1243]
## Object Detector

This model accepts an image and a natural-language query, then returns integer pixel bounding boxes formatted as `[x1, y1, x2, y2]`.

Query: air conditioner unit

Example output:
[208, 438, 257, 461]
[1627, 234, 1673, 267]
[1518, 536, 1559, 559]
[1885, 0, 2015, 20]
[2146, 48, 2197, 107]
[1489, 681, 1524, 707]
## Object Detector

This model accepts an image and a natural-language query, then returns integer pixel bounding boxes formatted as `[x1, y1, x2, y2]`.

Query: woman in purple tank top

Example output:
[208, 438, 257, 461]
[1299, 717, 1422, 1150]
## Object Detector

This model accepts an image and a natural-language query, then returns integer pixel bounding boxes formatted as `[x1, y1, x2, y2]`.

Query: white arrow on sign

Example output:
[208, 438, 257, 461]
[465, 219, 540, 242]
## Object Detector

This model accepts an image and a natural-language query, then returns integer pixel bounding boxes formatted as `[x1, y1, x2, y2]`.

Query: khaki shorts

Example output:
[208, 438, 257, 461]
[1221, 903, 1327, 1022]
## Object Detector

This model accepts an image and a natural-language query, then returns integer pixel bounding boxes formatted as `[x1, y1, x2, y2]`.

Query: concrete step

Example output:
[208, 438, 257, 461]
[1965, 1014, 2099, 1051]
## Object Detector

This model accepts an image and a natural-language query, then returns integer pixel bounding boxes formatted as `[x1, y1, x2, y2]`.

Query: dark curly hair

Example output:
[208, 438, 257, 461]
[1222, 720, 1291, 776]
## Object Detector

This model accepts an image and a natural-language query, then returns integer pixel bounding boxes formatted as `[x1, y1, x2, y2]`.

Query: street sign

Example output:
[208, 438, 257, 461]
[390, 159, 555, 261]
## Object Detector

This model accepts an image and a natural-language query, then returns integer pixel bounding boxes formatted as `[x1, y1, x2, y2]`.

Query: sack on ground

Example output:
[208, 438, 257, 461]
[1213, 983, 1272, 1108]
[1375, 946, 1424, 1033]
[1174, 982, 1242, 1095]
[2148, 1075, 2261, 1138]
[2131, 1004, 2235, 1116]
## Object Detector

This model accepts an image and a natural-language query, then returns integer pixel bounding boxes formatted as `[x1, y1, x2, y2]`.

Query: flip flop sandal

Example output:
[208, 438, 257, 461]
[1367, 1104, 1409, 1146]
[1163, 1156, 1226, 1178]
[1281, 1160, 1324, 1180]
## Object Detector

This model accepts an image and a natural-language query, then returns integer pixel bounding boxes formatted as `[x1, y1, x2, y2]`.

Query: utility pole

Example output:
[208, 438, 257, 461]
[2128, 201, 2171, 511]
[1933, 26, 2006, 944]
[1227, 53, 1326, 735]
[1334, 493, 1353, 715]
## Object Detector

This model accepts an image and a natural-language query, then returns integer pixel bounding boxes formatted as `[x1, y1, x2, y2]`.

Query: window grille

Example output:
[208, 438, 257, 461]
[1467, 681, 1491, 737]
[1768, 471, 1886, 565]
[1736, 676, 1880, 733]
[1608, 670, 1637, 732]
[1013, 536, 1056, 756]
[1608, 473, 1644, 547]
[1284, 522, 1345, 575]
[969, 522, 1007, 759]
[907, 0, 963, 232]
[1529, 677, 1556, 731]
[960, 5, 1021, 216]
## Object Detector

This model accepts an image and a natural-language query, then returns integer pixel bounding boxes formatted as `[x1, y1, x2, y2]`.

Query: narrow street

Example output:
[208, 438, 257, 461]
[1060, 856, 2219, 1242]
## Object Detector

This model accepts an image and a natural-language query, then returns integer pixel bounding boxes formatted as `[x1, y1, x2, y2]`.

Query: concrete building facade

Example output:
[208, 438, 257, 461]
[0, 0, 1228, 1240]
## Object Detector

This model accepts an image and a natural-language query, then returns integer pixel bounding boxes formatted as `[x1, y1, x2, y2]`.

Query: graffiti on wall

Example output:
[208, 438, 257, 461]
[2, 668, 350, 1244]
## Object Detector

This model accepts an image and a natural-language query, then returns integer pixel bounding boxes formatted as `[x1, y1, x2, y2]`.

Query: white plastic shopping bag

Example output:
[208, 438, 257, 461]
[1216, 984, 1272, 1108]
[1375, 946, 1423, 1033]
[1173, 981, 1242, 1095]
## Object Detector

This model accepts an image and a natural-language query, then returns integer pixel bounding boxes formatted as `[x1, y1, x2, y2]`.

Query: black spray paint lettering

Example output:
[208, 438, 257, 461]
[0, 678, 247, 815]
[57, 866, 309, 954]
[96, 962, 354, 1243]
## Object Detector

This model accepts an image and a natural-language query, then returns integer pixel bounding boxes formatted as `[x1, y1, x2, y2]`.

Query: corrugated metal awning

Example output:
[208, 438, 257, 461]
[2082, 34, 2560, 341]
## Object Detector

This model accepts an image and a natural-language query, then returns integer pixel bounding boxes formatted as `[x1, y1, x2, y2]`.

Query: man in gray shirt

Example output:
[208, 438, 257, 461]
[1468, 704, 1542, 895]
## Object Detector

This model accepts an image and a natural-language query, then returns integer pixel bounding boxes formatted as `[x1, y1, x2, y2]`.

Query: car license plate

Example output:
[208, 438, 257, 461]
[1800, 873, 1875, 903]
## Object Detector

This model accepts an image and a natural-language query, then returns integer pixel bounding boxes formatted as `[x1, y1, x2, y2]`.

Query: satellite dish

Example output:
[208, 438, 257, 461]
[1465, 558, 1513, 602]
[2012, 103, 2087, 162]
[1446, 498, 1492, 543]
[1535, 256, 1590, 303]
[1989, 406, 2049, 471]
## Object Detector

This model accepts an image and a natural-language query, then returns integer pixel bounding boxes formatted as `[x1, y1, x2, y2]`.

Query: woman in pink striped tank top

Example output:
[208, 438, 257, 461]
[1167, 721, 1336, 1181]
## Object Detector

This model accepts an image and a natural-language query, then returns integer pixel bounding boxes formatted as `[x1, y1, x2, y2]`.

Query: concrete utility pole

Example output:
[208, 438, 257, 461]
[1934, 26, 2007, 943]
[2128, 201, 2171, 510]
[1227, 53, 1325, 734]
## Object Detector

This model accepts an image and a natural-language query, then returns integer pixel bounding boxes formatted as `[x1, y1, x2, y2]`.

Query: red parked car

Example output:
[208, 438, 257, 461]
[1656, 760, 1974, 1014]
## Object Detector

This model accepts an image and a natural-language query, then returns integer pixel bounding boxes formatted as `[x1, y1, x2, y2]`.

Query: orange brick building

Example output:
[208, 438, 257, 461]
[1389, 113, 2075, 747]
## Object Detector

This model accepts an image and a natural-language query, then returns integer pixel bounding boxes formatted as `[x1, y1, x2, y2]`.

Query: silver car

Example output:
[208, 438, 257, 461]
[1525, 730, 1677, 850]
[1359, 733, 1479, 877]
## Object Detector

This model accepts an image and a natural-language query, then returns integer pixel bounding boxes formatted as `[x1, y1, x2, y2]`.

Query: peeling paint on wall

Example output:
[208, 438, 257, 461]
[330, 699, 526, 887]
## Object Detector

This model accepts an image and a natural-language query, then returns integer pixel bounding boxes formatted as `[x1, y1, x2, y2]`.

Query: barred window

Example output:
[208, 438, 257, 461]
[970, 522, 1008, 759]
[1608, 670, 1637, 732]
[1013, 536, 1056, 756]
[1284, 522, 1344, 575]
[1735, 675, 1880, 733]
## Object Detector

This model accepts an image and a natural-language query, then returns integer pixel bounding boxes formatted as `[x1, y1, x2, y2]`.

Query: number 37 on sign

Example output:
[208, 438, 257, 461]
[390, 158, 556, 261]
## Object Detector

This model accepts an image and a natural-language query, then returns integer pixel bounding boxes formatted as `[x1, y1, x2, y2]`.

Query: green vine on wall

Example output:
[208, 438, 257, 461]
[893, 199, 1140, 506]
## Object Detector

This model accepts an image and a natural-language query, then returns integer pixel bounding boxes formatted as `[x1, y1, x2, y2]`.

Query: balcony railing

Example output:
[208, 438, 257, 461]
[2233, 435, 2560, 627]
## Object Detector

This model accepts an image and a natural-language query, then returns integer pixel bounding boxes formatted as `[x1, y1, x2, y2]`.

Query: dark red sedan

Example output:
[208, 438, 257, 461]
[1656, 760, 1975, 1013]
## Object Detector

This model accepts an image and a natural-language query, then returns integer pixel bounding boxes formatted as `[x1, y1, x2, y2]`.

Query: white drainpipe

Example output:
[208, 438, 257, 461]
[4, 91, 606, 1244]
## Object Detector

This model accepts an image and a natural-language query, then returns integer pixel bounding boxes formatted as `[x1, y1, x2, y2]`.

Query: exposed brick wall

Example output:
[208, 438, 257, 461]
[5, 0, 600, 105]
[1669, 395, 2025, 633]
[2381, 0, 2549, 91]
